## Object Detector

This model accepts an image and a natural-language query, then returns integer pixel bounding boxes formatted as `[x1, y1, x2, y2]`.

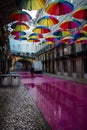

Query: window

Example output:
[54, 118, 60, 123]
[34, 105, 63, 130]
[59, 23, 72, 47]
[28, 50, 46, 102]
[72, 60, 76, 73]
[64, 61, 67, 72]
[84, 58, 87, 73]
[82, 44, 87, 51]
[58, 62, 60, 71]
[71, 44, 75, 53]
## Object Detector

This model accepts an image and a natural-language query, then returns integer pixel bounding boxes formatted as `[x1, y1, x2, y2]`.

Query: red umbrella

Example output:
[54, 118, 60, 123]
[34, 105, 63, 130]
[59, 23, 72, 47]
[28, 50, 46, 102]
[45, 0, 74, 16]
[10, 10, 32, 22]
[82, 24, 87, 31]
[60, 19, 81, 29]
[73, 6, 87, 20]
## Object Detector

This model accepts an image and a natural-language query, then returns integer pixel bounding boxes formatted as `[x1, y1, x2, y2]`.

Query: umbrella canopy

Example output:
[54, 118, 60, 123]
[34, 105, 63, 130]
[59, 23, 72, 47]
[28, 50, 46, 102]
[11, 31, 26, 36]
[45, 36, 60, 42]
[73, 6, 87, 20]
[45, 0, 74, 16]
[82, 24, 87, 31]
[60, 36, 73, 44]
[32, 26, 51, 34]
[16, 0, 46, 10]
[11, 21, 30, 29]
[60, 19, 81, 29]
[10, 10, 32, 22]
[73, 30, 87, 40]
[53, 29, 70, 37]
[13, 22, 30, 31]
[27, 38, 40, 42]
[14, 36, 27, 40]
[43, 40, 54, 44]
[29, 33, 43, 39]
[76, 37, 87, 44]
[37, 15, 59, 26]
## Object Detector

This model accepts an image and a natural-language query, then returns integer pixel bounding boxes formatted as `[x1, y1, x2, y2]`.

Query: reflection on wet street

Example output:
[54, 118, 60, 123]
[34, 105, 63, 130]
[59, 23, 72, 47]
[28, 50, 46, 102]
[18, 72, 87, 130]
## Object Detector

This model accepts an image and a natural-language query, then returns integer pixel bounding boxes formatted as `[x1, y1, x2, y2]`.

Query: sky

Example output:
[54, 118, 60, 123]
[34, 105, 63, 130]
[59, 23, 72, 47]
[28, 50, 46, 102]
[9, 10, 38, 54]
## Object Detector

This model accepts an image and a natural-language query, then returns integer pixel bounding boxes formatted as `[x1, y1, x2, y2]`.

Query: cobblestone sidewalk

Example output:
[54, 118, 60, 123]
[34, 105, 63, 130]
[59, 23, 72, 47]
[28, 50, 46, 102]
[0, 84, 51, 130]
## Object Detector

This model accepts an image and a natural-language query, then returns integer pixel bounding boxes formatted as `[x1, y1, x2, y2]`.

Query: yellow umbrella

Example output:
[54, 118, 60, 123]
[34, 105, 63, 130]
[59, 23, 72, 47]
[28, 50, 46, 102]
[16, 0, 46, 10]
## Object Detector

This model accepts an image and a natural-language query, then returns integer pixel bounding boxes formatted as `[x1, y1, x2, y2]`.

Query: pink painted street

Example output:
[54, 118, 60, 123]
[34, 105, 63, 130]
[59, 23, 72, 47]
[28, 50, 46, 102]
[18, 72, 87, 130]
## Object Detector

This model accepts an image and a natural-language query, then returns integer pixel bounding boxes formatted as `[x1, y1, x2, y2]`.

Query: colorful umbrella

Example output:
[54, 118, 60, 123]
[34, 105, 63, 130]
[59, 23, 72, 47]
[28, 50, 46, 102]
[11, 21, 30, 29]
[27, 38, 40, 42]
[37, 15, 59, 26]
[43, 40, 54, 44]
[14, 36, 27, 40]
[10, 10, 32, 22]
[53, 29, 70, 37]
[16, 0, 46, 10]
[32, 26, 50, 34]
[60, 19, 81, 29]
[11, 31, 26, 36]
[29, 33, 43, 39]
[13, 22, 30, 31]
[45, 0, 74, 16]
[45, 36, 60, 42]
[82, 24, 87, 31]
[73, 6, 87, 20]
[73, 30, 87, 40]
[76, 37, 87, 44]
[60, 36, 73, 44]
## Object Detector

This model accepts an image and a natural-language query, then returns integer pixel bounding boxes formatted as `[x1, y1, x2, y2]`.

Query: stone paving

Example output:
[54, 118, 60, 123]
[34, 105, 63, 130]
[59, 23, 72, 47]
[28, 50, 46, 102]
[0, 83, 51, 130]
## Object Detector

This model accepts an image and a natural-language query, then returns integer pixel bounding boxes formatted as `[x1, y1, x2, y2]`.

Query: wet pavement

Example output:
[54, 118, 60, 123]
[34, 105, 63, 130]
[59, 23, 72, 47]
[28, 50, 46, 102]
[0, 78, 51, 130]
[18, 72, 87, 130]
